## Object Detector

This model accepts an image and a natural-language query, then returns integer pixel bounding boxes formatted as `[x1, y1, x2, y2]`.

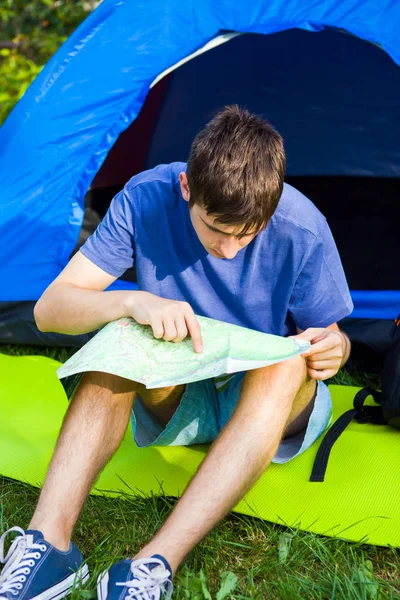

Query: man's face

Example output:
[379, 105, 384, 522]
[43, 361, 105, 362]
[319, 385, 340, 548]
[189, 203, 257, 260]
[179, 172, 258, 260]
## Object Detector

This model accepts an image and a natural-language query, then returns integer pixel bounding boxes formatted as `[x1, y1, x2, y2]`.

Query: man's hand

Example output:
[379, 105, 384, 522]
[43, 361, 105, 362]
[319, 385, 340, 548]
[290, 327, 349, 380]
[125, 291, 203, 353]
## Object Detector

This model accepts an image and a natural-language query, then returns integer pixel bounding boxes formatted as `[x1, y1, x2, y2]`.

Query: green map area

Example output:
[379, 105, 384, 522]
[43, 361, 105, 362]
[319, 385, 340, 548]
[57, 316, 310, 388]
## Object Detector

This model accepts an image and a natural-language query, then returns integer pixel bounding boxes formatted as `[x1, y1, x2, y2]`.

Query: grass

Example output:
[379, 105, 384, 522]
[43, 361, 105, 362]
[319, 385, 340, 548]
[0, 343, 398, 599]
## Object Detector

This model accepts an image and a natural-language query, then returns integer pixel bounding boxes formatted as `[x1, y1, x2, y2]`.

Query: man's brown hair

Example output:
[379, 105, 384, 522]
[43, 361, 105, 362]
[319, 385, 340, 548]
[186, 105, 286, 236]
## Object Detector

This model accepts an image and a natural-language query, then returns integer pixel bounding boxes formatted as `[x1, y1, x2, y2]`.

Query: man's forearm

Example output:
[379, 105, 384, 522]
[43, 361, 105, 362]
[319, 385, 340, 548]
[34, 284, 136, 335]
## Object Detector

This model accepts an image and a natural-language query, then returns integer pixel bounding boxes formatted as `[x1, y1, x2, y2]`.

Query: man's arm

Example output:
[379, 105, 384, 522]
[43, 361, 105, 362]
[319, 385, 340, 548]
[34, 251, 136, 335]
[34, 251, 203, 352]
[292, 322, 351, 380]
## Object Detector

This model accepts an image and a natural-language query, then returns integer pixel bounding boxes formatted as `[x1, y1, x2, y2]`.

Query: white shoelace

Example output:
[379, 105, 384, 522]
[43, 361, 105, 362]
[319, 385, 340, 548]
[116, 558, 173, 600]
[0, 527, 47, 599]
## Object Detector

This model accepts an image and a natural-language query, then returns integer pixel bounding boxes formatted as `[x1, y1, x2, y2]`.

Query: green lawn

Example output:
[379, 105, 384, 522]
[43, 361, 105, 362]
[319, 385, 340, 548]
[0, 344, 398, 599]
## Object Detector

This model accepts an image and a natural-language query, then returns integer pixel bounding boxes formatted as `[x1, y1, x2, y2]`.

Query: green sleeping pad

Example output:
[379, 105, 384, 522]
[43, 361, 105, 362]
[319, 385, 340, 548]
[0, 353, 398, 547]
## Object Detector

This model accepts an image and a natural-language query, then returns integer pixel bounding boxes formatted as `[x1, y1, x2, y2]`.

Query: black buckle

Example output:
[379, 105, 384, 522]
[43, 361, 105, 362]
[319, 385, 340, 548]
[355, 404, 385, 425]
[353, 387, 384, 425]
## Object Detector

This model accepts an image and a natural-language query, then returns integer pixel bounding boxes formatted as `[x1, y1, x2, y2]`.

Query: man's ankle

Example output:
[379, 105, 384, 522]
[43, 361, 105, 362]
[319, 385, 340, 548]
[28, 520, 72, 552]
[134, 545, 180, 576]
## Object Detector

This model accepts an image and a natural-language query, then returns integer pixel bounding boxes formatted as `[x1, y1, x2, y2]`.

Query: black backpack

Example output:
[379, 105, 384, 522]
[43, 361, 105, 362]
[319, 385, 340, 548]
[310, 314, 400, 482]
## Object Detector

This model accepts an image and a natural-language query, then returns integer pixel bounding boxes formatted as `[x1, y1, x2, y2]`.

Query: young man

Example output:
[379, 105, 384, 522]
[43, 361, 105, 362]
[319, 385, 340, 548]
[0, 106, 353, 599]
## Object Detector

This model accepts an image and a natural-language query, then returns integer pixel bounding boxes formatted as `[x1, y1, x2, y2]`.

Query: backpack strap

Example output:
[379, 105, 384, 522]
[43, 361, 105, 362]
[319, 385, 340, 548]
[310, 387, 383, 482]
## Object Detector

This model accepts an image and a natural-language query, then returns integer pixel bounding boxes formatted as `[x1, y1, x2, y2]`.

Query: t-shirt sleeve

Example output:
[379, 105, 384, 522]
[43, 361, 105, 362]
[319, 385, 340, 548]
[288, 220, 354, 330]
[80, 189, 135, 277]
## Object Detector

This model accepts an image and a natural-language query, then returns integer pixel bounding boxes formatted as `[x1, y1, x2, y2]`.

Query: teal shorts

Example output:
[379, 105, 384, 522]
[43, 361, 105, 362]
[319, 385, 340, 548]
[133, 373, 333, 464]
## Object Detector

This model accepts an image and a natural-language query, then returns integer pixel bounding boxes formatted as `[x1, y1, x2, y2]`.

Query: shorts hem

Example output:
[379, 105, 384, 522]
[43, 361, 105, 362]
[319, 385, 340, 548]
[131, 375, 332, 465]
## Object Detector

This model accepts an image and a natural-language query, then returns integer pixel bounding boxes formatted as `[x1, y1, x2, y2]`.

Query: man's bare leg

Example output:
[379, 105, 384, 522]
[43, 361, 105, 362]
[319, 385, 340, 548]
[136, 355, 316, 572]
[28, 372, 185, 550]
[29, 356, 314, 567]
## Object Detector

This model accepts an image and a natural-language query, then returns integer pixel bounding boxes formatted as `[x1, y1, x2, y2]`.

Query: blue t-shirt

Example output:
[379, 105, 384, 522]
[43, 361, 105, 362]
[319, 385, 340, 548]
[81, 162, 353, 336]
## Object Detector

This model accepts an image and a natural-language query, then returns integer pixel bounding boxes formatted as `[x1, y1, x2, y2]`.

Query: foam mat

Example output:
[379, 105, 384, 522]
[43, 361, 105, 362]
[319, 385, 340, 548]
[0, 353, 398, 547]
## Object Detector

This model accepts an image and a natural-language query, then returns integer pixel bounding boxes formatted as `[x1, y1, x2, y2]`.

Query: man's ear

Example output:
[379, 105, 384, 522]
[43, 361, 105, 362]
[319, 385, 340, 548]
[179, 172, 190, 202]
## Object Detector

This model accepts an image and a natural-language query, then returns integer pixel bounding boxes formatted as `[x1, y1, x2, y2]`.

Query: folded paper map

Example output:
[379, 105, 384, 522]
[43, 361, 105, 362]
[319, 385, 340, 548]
[57, 316, 310, 388]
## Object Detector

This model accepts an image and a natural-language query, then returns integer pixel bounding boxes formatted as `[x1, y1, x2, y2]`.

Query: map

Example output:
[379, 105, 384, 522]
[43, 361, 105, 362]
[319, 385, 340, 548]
[57, 316, 310, 388]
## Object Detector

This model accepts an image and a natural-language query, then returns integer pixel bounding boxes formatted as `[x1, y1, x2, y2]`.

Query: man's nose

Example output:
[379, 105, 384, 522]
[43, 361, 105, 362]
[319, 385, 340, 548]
[219, 237, 239, 259]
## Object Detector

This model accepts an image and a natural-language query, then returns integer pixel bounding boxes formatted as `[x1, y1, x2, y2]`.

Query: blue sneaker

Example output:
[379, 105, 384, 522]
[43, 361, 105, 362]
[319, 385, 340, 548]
[0, 527, 89, 600]
[97, 555, 172, 600]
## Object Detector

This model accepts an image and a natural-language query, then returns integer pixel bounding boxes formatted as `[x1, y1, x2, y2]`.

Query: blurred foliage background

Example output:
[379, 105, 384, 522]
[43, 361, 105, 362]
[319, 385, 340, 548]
[0, 0, 100, 125]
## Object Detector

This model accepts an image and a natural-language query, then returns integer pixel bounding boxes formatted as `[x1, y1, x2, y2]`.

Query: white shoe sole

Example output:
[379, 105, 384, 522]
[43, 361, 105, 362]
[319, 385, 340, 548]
[96, 571, 109, 600]
[30, 564, 90, 600]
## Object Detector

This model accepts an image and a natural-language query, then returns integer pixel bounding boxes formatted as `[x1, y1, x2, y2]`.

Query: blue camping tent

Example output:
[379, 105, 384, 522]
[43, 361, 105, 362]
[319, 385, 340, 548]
[0, 0, 399, 347]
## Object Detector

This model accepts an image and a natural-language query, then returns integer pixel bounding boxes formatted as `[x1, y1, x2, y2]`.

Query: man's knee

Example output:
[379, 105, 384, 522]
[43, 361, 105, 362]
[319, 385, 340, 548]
[283, 352, 308, 373]
[281, 354, 316, 403]
[253, 353, 309, 387]
[80, 371, 137, 396]
[250, 354, 315, 416]
[240, 354, 312, 417]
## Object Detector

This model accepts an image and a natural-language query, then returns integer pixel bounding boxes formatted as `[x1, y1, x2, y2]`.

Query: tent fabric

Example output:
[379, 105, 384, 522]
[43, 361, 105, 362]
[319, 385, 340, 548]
[0, 0, 399, 317]
[0, 351, 399, 548]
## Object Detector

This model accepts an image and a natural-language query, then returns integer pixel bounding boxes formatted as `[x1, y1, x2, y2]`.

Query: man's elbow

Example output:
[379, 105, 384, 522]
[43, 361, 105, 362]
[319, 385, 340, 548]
[33, 297, 50, 332]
